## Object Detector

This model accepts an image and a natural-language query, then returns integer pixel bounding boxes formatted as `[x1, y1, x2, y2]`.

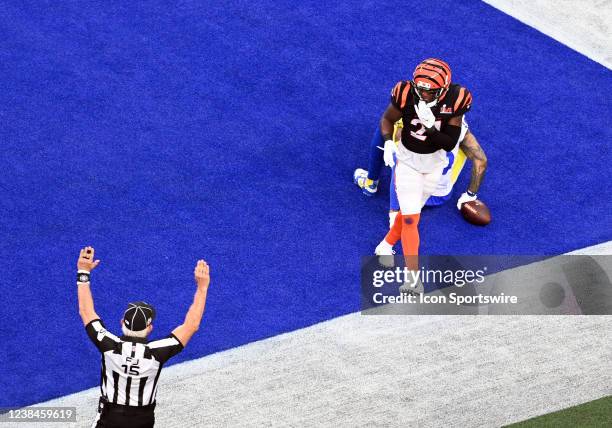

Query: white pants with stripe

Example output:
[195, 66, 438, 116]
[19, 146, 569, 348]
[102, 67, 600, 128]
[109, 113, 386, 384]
[394, 150, 445, 215]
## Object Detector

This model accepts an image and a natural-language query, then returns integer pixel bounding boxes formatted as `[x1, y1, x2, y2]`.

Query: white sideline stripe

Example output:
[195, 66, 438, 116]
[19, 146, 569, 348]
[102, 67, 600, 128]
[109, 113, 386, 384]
[21, 241, 612, 428]
[567, 240, 612, 255]
[483, 0, 612, 69]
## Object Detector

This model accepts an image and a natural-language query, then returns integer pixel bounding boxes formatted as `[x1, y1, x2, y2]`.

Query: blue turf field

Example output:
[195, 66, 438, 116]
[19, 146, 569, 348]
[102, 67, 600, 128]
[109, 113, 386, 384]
[1, 0, 611, 406]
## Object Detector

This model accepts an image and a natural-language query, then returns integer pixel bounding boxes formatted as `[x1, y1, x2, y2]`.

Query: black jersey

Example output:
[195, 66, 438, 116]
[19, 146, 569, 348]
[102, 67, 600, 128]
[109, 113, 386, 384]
[390, 81, 472, 154]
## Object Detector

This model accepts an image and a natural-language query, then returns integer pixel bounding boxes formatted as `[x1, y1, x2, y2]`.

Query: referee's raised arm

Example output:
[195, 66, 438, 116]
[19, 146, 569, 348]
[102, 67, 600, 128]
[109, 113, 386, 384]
[172, 260, 211, 347]
[76, 246, 101, 326]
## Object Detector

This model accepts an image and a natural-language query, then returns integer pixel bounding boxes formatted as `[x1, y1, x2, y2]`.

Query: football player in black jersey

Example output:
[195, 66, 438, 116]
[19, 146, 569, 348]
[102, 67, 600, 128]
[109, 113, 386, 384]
[371, 59, 476, 293]
[354, 121, 488, 228]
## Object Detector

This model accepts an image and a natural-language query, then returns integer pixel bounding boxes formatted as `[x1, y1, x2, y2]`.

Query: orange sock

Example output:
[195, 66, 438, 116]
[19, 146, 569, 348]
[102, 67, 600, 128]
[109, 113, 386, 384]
[401, 213, 420, 271]
[384, 210, 403, 245]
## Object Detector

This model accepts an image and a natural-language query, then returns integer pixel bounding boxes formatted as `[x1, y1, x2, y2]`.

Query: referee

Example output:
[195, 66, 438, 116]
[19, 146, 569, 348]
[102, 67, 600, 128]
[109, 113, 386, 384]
[76, 246, 211, 428]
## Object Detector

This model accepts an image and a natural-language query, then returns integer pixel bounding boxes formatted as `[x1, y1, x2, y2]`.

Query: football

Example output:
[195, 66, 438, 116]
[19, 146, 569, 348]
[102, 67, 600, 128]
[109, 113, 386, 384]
[461, 200, 491, 226]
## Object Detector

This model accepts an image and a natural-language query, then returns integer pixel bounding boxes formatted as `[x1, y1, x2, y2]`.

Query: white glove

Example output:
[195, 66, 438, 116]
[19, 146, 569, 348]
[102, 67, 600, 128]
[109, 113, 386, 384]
[383, 140, 397, 167]
[457, 191, 478, 210]
[415, 100, 436, 129]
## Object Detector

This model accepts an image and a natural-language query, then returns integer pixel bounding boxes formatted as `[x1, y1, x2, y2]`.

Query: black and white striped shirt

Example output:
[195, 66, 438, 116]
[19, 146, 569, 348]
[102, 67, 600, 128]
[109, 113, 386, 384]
[85, 319, 183, 406]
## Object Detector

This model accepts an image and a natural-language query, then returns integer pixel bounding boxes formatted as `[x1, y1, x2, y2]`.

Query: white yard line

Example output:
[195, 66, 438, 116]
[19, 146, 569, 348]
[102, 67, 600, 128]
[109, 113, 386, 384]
[483, 0, 612, 69]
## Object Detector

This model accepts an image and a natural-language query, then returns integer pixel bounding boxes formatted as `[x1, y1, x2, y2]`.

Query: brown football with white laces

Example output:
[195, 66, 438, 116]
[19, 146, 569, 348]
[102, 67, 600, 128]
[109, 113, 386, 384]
[461, 200, 491, 226]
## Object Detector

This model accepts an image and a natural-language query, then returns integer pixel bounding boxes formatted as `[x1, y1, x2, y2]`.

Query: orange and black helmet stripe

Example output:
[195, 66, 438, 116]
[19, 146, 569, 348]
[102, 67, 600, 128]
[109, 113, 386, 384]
[414, 69, 445, 88]
[413, 58, 451, 90]
[422, 58, 451, 82]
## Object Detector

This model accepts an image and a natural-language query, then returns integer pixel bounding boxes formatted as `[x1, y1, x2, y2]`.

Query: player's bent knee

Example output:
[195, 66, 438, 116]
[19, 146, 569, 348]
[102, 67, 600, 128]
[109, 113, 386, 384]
[402, 213, 421, 227]
[398, 204, 422, 216]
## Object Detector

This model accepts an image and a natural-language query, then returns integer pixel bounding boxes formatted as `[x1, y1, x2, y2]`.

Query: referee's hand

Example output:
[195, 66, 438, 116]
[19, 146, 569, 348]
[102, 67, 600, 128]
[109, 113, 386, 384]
[77, 246, 101, 272]
[194, 260, 210, 289]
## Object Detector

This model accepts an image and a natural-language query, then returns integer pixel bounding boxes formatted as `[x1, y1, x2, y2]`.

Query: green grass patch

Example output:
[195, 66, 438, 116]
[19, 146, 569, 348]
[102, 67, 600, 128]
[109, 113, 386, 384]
[506, 395, 612, 427]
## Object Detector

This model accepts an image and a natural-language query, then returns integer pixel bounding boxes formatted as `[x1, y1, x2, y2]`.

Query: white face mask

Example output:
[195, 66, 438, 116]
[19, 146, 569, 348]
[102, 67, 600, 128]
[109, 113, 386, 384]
[413, 83, 440, 108]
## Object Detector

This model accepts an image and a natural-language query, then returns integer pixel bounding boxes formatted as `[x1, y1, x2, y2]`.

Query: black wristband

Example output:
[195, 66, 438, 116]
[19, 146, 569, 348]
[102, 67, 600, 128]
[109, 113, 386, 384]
[467, 190, 477, 197]
[382, 133, 393, 141]
[77, 270, 91, 284]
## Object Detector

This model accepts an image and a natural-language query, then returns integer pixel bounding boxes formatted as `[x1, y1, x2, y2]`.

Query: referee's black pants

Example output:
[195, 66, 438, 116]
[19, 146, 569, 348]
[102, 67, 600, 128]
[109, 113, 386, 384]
[94, 398, 155, 428]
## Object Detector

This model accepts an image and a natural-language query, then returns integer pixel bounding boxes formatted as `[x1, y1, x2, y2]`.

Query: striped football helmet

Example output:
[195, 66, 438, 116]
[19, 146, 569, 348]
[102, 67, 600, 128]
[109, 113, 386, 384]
[411, 58, 452, 105]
